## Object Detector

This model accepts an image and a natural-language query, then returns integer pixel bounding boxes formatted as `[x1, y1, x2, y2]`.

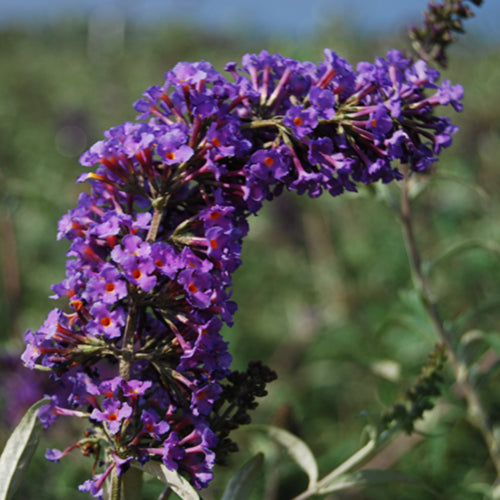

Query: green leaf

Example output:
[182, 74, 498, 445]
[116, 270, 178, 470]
[483, 332, 500, 357]
[247, 424, 318, 488]
[0, 397, 50, 500]
[220, 453, 264, 500]
[454, 299, 500, 332]
[122, 466, 143, 500]
[427, 239, 500, 275]
[317, 468, 429, 495]
[132, 460, 199, 500]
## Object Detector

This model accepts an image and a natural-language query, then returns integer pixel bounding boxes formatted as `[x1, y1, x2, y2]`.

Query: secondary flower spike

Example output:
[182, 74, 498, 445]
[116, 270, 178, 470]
[23, 48, 462, 496]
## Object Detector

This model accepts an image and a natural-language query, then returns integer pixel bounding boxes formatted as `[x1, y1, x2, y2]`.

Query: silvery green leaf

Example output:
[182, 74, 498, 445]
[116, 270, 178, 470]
[317, 469, 427, 495]
[132, 460, 199, 500]
[0, 397, 50, 500]
[220, 453, 264, 500]
[248, 424, 318, 488]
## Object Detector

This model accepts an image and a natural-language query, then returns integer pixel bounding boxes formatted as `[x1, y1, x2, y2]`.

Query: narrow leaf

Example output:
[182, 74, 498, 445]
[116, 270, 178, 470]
[317, 468, 428, 495]
[132, 460, 199, 500]
[0, 397, 50, 500]
[220, 453, 264, 500]
[483, 332, 500, 357]
[427, 239, 500, 275]
[248, 424, 318, 488]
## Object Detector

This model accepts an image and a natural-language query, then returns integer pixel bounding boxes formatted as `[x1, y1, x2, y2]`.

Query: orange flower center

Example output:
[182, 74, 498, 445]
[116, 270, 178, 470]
[71, 300, 83, 311]
[101, 317, 111, 327]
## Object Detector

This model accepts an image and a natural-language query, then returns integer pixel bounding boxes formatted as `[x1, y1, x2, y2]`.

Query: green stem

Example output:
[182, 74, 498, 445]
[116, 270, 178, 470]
[119, 198, 161, 379]
[315, 438, 376, 487]
[292, 428, 400, 500]
[119, 303, 138, 381]
[243, 118, 281, 129]
[114, 304, 142, 499]
[110, 468, 122, 500]
[111, 192, 168, 500]
[147, 200, 168, 243]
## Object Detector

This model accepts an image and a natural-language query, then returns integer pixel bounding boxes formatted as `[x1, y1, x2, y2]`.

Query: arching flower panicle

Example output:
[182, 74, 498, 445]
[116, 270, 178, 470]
[23, 48, 462, 494]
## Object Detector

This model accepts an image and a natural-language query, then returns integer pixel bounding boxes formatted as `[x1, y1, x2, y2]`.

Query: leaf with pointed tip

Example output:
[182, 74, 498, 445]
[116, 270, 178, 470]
[220, 453, 264, 500]
[317, 468, 432, 495]
[247, 424, 318, 488]
[132, 460, 199, 500]
[0, 397, 50, 500]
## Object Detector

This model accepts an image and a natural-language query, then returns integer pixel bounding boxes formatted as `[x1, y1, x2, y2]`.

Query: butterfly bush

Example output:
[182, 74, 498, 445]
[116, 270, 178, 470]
[22, 48, 462, 496]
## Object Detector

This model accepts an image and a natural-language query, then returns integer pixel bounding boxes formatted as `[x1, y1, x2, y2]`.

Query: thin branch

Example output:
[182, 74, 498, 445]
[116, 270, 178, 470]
[119, 303, 138, 381]
[110, 468, 122, 500]
[399, 164, 500, 478]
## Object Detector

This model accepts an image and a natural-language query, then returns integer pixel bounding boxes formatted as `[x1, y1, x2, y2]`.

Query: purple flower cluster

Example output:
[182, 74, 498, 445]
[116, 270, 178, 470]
[22, 48, 462, 495]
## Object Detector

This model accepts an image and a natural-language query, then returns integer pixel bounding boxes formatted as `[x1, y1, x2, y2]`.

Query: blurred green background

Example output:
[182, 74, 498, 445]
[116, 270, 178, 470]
[1, 3, 500, 499]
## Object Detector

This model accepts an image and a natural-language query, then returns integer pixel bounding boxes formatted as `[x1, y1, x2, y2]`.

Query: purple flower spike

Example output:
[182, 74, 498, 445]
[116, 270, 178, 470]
[24, 46, 462, 494]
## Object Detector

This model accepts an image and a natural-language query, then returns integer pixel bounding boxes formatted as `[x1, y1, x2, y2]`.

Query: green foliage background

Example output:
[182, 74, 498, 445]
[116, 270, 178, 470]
[1, 9, 500, 500]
